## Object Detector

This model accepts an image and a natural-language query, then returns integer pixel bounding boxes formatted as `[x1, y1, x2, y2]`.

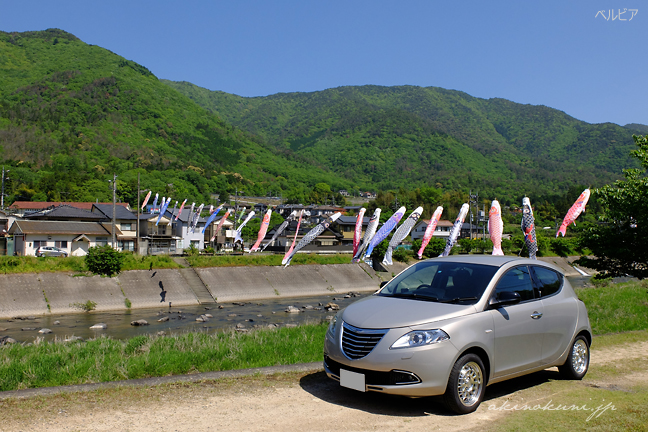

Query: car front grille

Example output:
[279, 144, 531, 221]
[341, 322, 387, 360]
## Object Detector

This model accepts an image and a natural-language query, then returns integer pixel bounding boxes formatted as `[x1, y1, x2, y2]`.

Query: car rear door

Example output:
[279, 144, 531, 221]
[531, 266, 578, 364]
[489, 265, 544, 377]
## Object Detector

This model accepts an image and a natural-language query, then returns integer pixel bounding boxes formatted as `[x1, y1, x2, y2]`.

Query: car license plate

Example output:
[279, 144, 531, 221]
[340, 369, 365, 392]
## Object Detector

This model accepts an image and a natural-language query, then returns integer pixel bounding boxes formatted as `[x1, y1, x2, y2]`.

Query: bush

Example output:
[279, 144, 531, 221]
[393, 248, 410, 263]
[70, 300, 97, 312]
[84, 245, 124, 277]
[551, 237, 574, 257]
[184, 244, 199, 256]
[458, 238, 473, 254]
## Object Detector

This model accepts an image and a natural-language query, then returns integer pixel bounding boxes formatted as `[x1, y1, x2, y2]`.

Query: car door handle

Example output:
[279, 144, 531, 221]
[530, 312, 543, 319]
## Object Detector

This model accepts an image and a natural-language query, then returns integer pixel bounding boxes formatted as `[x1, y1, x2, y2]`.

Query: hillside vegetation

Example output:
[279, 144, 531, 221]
[0, 28, 642, 208]
[0, 29, 345, 205]
[164, 80, 644, 199]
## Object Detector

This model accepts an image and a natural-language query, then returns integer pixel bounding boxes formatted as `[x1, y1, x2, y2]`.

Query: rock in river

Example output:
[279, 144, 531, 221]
[130, 320, 149, 326]
[90, 323, 107, 329]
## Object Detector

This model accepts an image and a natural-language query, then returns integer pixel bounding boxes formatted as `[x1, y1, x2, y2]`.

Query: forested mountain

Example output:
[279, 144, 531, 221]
[0, 29, 344, 206]
[164, 80, 644, 202]
[0, 28, 642, 210]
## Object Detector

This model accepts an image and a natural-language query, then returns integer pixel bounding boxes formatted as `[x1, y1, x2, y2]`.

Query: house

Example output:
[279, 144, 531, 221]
[0, 210, 19, 255]
[8, 220, 121, 256]
[165, 206, 207, 251]
[333, 215, 369, 246]
[23, 205, 105, 222]
[91, 204, 139, 252]
[137, 212, 180, 255]
[205, 215, 234, 248]
[411, 219, 455, 241]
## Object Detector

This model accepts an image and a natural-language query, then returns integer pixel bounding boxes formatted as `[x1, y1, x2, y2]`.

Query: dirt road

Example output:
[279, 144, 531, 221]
[2, 342, 647, 432]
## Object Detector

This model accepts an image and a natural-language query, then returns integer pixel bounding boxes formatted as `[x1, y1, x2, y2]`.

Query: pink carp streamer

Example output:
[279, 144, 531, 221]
[352, 208, 367, 257]
[488, 200, 504, 255]
[251, 209, 273, 252]
[282, 210, 304, 264]
[175, 199, 188, 221]
[557, 189, 590, 237]
[211, 210, 231, 242]
[141, 191, 152, 210]
[417, 206, 443, 259]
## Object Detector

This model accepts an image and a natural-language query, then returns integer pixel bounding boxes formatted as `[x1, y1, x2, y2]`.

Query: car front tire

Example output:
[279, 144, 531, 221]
[559, 335, 589, 380]
[444, 353, 486, 414]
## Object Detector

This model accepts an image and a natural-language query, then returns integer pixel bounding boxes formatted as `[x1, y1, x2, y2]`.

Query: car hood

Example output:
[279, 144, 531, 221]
[341, 295, 476, 329]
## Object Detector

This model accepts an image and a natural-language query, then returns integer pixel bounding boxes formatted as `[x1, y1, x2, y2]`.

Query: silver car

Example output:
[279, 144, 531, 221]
[324, 256, 591, 414]
[35, 246, 68, 257]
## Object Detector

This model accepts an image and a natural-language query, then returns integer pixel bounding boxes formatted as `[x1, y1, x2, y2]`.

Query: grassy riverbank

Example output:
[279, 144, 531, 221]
[1, 280, 647, 392]
[0, 322, 328, 391]
[0, 253, 355, 274]
[185, 253, 353, 267]
[0, 254, 181, 274]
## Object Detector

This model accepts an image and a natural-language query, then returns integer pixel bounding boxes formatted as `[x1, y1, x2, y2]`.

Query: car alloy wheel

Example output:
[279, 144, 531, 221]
[559, 335, 589, 379]
[444, 353, 486, 414]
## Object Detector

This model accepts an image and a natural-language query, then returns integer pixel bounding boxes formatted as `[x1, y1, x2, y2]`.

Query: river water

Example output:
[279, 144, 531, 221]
[1, 276, 597, 344]
[0, 292, 371, 344]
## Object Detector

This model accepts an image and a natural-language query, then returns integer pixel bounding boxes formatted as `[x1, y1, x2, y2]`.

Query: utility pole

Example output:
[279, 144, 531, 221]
[111, 174, 117, 249]
[136, 173, 140, 255]
[469, 190, 479, 240]
[1, 167, 9, 210]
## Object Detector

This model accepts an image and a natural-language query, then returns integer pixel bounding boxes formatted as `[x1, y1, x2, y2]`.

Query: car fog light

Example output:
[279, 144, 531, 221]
[390, 329, 450, 349]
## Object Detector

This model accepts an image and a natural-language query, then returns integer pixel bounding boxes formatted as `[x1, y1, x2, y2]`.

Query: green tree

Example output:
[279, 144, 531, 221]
[84, 245, 124, 277]
[577, 135, 648, 279]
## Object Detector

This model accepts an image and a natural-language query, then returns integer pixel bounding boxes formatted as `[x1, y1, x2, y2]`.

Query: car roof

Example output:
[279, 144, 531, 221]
[421, 255, 564, 273]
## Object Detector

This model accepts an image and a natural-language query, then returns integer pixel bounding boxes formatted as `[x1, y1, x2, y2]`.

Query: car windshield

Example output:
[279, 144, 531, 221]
[377, 261, 499, 304]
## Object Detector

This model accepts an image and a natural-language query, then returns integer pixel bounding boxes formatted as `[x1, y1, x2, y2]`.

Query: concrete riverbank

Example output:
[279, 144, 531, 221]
[0, 257, 588, 319]
[0, 262, 403, 319]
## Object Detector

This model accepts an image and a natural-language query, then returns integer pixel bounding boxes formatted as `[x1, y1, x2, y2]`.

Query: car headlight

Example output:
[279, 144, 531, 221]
[390, 329, 450, 349]
[326, 315, 338, 340]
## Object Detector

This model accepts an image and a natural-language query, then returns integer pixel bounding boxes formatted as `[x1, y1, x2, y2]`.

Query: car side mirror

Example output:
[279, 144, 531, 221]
[379, 281, 388, 289]
[489, 291, 521, 308]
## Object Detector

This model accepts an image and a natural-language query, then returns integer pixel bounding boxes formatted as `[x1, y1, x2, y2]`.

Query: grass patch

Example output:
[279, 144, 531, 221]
[484, 381, 648, 431]
[186, 253, 353, 267]
[591, 330, 648, 350]
[0, 255, 86, 274]
[0, 254, 181, 274]
[576, 280, 648, 334]
[0, 322, 328, 392]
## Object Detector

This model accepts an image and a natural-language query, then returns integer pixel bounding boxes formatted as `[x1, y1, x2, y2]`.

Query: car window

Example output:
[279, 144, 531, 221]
[531, 266, 563, 298]
[378, 261, 498, 303]
[493, 266, 536, 302]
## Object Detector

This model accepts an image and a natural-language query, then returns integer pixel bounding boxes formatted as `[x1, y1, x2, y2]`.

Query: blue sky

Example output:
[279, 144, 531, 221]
[2, 1, 646, 126]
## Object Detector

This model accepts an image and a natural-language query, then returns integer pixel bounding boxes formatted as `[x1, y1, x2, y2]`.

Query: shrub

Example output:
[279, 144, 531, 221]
[71, 300, 97, 312]
[393, 248, 409, 263]
[84, 245, 124, 277]
[458, 238, 473, 254]
[184, 244, 199, 256]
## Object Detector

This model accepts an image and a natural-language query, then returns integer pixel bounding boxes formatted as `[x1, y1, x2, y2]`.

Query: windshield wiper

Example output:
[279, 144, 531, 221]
[387, 293, 439, 302]
[440, 297, 478, 304]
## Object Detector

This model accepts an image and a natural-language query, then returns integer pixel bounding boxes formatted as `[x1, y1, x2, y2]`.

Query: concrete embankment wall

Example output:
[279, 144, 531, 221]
[0, 257, 590, 319]
[0, 263, 387, 319]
